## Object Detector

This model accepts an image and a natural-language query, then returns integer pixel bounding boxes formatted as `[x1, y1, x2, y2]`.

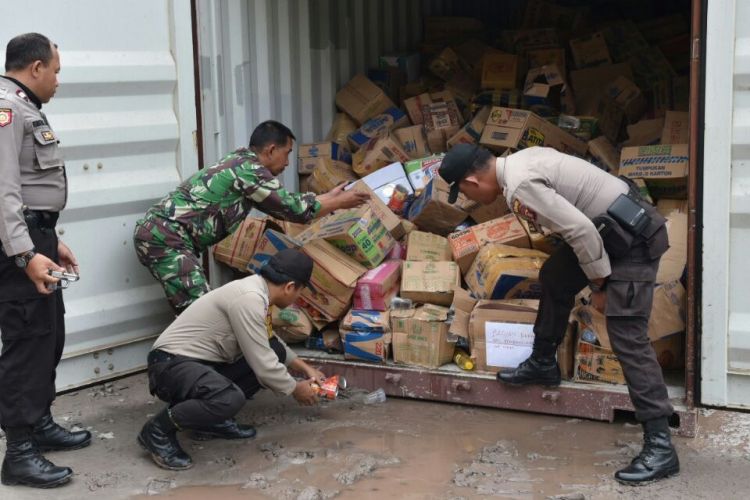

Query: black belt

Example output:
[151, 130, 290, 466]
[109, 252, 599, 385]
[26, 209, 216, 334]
[147, 349, 178, 365]
[24, 209, 59, 229]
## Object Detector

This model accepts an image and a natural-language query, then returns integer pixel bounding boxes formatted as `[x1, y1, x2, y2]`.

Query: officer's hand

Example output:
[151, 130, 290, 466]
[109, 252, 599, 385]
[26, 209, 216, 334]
[25, 254, 65, 295]
[57, 240, 80, 274]
[292, 379, 319, 406]
[332, 189, 370, 210]
[591, 290, 607, 314]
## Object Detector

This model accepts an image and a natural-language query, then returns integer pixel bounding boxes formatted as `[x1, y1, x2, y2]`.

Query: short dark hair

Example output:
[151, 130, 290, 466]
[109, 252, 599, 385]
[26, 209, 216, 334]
[465, 146, 495, 176]
[5, 33, 57, 72]
[249, 120, 296, 149]
[259, 265, 304, 289]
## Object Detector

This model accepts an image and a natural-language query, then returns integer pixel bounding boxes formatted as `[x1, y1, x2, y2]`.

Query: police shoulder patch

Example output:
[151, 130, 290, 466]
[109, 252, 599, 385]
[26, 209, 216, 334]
[512, 198, 537, 222]
[41, 130, 55, 141]
[0, 108, 12, 127]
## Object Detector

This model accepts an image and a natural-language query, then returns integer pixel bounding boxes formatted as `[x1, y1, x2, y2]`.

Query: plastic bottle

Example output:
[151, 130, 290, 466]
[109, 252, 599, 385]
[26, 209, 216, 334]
[363, 388, 387, 404]
[454, 348, 475, 371]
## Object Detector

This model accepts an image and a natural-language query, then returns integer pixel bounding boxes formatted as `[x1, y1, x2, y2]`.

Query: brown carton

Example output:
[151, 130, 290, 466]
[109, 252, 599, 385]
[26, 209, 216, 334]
[422, 100, 463, 153]
[325, 113, 358, 145]
[308, 157, 357, 194]
[401, 261, 460, 307]
[391, 304, 454, 368]
[619, 144, 689, 199]
[516, 217, 563, 255]
[597, 77, 647, 143]
[214, 217, 283, 271]
[569, 32, 612, 69]
[574, 340, 626, 385]
[335, 73, 396, 125]
[448, 287, 478, 343]
[469, 197, 511, 224]
[447, 106, 492, 148]
[522, 64, 575, 116]
[448, 214, 531, 274]
[407, 176, 472, 236]
[656, 198, 688, 216]
[480, 107, 588, 157]
[527, 47, 567, 77]
[403, 92, 433, 125]
[570, 63, 634, 116]
[587, 136, 620, 175]
[657, 212, 687, 284]
[661, 111, 689, 144]
[623, 118, 665, 147]
[348, 181, 405, 240]
[481, 53, 519, 90]
[406, 231, 452, 262]
[469, 300, 538, 373]
[352, 133, 410, 177]
[271, 305, 314, 344]
[298, 142, 351, 175]
[429, 47, 463, 81]
[394, 125, 431, 160]
[464, 244, 548, 300]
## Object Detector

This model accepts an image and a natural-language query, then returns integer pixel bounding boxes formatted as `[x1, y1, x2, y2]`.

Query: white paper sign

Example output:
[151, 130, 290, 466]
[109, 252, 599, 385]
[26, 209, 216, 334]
[485, 321, 535, 368]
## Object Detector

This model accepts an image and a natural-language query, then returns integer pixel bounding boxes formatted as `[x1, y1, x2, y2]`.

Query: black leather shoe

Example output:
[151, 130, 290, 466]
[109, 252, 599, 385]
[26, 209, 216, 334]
[32, 413, 92, 452]
[1, 434, 72, 489]
[615, 418, 680, 485]
[137, 409, 192, 471]
[191, 419, 257, 441]
[496, 356, 561, 386]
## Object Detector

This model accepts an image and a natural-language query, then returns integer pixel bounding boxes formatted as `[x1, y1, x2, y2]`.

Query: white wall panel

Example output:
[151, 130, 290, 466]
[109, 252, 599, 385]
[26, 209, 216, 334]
[0, 0, 197, 390]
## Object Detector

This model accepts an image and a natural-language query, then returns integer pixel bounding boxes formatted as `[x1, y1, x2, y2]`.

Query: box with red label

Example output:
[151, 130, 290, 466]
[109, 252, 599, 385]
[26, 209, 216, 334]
[353, 260, 402, 311]
[448, 214, 531, 274]
[479, 106, 587, 157]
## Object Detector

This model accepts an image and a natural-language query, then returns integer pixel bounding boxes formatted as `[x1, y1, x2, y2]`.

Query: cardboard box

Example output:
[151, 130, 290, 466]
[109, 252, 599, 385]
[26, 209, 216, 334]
[661, 111, 689, 145]
[214, 217, 284, 272]
[619, 144, 689, 199]
[479, 107, 588, 157]
[424, 16, 485, 43]
[522, 64, 574, 117]
[656, 198, 688, 216]
[597, 76, 647, 143]
[623, 118, 665, 147]
[391, 304, 454, 368]
[379, 53, 421, 83]
[403, 92, 433, 126]
[297, 206, 395, 269]
[570, 63, 634, 116]
[340, 309, 391, 364]
[422, 101, 463, 153]
[448, 214, 531, 274]
[516, 217, 563, 255]
[653, 333, 685, 370]
[649, 280, 687, 341]
[352, 133, 411, 177]
[481, 53, 518, 90]
[447, 106, 492, 148]
[298, 142, 351, 175]
[394, 125, 431, 160]
[401, 261, 460, 307]
[469, 197, 511, 224]
[569, 32, 612, 69]
[470, 90, 523, 115]
[657, 212, 688, 283]
[469, 300, 538, 372]
[527, 47, 566, 77]
[587, 136, 620, 175]
[407, 177, 471, 236]
[326, 113, 358, 145]
[353, 260, 402, 311]
[367, 67, 406, 104]
[335, 73, 396, 125]
[574, 340, 626, 385]
[348, 181, 405, 240]
[406, 231, 452, 262]
[448, 287, 478, 343]
[404, 154, 444, 191]
[299, 239, 367, 321]
[446, 72, 480, 110]
[247, 229, 300, 274]
[350, 161, 413, 206]
[272, 305, 314, 344]
[308, 157, 357, 194]
[465, 244, 548, 300]
[348, 107, 409, 151]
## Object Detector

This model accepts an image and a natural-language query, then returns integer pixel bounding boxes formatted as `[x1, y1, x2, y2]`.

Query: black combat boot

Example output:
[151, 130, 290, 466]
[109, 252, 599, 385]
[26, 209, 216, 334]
[32, 412, 92, 451]
[496, 354, 561, 386]
[191, 419, 257, 441]
[615, 417, 680, 485]
[1, 427, 73, 488]
[137, 408, 193, 470]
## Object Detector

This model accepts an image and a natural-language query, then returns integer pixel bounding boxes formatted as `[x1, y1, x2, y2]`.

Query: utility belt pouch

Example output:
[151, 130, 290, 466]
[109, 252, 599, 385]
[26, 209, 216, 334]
[607, 193, 651, 236]
[592, 213, 633, 259]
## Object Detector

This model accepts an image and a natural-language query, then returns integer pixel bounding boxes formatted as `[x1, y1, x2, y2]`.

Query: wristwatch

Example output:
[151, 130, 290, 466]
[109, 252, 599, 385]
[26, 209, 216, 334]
[14, 249, 36, 269]
[589, 281, 606, 293]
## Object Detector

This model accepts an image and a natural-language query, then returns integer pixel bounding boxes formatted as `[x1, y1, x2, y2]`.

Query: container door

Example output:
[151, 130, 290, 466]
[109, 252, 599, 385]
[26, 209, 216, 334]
[0, 0, 198, 390]
[702, 0, 750, 409]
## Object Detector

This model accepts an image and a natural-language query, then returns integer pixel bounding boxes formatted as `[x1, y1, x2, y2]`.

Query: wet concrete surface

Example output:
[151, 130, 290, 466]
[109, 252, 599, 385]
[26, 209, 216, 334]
[0, 372, 748, 499]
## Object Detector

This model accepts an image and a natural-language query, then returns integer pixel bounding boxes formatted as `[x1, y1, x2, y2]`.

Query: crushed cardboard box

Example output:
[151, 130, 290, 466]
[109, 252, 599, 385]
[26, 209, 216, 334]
[448, 214, 531, 274]
[394, 125, 432, 159]
[522, 64, 574, 117]
[448, 287, 478, 344]
[214, 217, 284, 272]
[406, 230, 453, 262]
[408, 176, 472, 235]
[469, 300, 539, 372]
[335, 73, 396, 125]
[401, 260, 460, 307]
[465, 244, 548, 300]
[298, 142, 351, 175]
[391, 304, 454, 368]
[619, 144, 689, 199]
[597, 76, 647, 143]
[347, 181, 406, 240]
[340, 309, 391, 363]
[348, 107, 409, 151]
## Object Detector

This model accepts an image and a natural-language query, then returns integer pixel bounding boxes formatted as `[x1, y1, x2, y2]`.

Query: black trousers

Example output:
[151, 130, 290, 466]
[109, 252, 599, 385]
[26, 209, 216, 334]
[534, 226, 673, 422]
[147, 337, 288, 428]
[0, 224, 65, 428]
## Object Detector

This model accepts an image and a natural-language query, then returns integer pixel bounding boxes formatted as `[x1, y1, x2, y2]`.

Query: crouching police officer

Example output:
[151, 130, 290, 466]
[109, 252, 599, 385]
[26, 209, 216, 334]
[439, 144, 678, 485]
[0, 33, 91, 489]
[138, 249, 323, 470]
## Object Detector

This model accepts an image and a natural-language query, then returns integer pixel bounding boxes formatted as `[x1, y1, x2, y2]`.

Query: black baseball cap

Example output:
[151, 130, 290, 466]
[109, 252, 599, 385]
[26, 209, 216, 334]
[264, 249, 316, 292]
[438, 143, 482, 204]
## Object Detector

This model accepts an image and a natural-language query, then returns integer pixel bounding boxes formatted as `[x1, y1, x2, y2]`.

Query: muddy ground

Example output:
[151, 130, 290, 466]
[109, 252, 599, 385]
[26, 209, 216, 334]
[0, 372, 748, 500]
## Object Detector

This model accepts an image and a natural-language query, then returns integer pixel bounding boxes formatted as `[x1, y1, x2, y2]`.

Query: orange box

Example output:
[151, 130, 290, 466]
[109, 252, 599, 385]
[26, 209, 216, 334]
[448, 214, 530, 274]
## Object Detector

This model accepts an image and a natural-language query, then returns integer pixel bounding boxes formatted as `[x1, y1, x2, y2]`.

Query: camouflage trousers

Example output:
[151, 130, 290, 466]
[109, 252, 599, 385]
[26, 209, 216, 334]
[133, 218, 211, 314]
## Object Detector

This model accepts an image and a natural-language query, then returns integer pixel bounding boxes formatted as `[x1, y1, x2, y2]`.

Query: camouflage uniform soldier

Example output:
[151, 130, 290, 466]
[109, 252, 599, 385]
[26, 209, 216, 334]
[134, 121, 367, 313]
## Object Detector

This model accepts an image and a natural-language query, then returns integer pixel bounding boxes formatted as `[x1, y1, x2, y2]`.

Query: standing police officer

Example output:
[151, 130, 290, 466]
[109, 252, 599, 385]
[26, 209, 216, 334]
[0, 33, 91, 489]
[439, 144, 679, 485]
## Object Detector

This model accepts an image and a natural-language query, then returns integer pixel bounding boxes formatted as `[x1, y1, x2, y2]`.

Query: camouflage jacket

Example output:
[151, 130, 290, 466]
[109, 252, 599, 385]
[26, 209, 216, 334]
[140, 148, 320, 250]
